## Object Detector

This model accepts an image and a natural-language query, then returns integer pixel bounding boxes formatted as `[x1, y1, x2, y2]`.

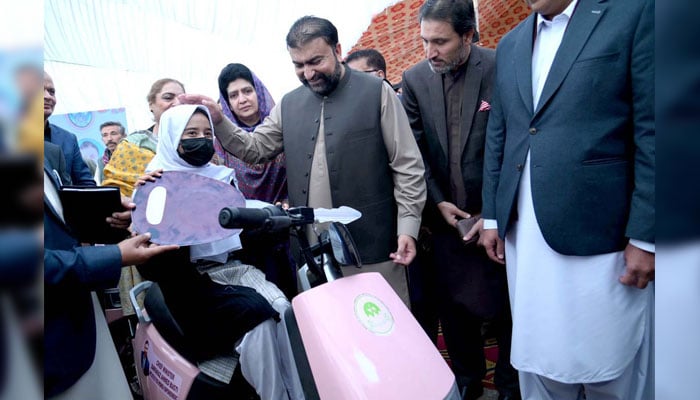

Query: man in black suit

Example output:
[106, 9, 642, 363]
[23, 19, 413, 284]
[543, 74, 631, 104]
[401, 1, 519, 399]
[480, 0, 654, 398]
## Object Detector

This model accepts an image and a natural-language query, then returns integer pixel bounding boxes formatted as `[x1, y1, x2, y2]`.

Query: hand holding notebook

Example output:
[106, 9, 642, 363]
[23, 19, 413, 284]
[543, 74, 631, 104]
[58, 185, 129, 244]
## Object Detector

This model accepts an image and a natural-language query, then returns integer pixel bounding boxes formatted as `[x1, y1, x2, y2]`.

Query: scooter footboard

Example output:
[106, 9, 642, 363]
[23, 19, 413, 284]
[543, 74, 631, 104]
[290, 272, 457, 400]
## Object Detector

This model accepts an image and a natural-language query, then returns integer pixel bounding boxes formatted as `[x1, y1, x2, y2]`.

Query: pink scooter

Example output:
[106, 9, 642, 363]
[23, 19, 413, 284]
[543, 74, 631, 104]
[130, 206, 459, 399]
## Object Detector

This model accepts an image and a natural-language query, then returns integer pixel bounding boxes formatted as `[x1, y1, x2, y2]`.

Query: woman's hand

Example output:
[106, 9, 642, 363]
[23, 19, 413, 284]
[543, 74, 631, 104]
[136, 169, 164, 186]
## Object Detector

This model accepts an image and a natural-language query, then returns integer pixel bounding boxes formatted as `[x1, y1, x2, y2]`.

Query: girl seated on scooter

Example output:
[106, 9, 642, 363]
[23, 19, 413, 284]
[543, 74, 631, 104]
[134, 104, 303, 400]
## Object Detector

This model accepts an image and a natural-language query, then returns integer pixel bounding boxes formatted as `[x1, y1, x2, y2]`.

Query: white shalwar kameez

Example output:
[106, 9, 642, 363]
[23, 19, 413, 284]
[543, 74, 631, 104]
[505, 152, 653, 399]
[501, 1, 654, 399]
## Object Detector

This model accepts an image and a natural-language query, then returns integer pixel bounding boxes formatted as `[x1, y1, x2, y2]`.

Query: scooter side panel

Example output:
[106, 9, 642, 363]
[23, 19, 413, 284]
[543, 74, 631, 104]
[291, 272, 456, 400]
[133, 315, 199, 400]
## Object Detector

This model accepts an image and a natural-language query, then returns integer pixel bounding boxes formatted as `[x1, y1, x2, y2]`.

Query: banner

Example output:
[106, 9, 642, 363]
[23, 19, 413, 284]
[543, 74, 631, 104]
[48, 108, 129, 164]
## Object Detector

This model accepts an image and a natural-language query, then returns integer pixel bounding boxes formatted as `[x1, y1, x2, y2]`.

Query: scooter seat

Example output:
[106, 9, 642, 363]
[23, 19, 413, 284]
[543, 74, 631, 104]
[139, 283, 261, 399]
[143, 282, 197, 363]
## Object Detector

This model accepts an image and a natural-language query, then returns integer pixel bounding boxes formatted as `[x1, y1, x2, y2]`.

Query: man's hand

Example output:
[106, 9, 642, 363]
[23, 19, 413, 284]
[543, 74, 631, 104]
[437, 201, 471, 227]
[619, 243, 655, 289]
[390, 234, 417, 266]
[274, 199, 290, 210]
[118, 233, 179, 265]
[462, 217, 483, 243]
[478, 228, 505, 264]
[107, 195, 134, 230]
[177, 94, 223, 124]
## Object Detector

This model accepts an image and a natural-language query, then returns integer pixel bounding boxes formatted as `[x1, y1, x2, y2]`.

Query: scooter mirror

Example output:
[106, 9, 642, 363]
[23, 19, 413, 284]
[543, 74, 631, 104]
[328, 222, 362, 267]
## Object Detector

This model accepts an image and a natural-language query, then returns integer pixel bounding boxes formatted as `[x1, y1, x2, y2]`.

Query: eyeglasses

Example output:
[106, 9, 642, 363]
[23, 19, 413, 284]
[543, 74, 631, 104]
[362, 69, 380, 74]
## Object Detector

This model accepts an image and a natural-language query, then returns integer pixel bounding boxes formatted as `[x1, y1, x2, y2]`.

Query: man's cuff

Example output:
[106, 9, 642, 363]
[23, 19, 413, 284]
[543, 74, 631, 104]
[483, 219, 498, 230]
[397, 216, 421, 240]
[629, 239, 655, 253]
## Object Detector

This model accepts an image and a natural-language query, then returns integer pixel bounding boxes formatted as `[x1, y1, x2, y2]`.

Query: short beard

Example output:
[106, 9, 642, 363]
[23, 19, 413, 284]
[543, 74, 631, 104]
[302, 60, 342, 96]
[428, 41, 469, 74]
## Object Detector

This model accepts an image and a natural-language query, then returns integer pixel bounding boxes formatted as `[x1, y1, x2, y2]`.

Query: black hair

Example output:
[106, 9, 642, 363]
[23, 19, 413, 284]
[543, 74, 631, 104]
[286, 16, 339, 49]
[419, 0, 476, 37]
[217, 63, 254, 100]
[346, 49, 387, 74]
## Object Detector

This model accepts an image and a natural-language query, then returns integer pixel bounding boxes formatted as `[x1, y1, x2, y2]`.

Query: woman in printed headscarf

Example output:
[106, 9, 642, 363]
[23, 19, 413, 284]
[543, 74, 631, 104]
[216, 63, 296, 298]
[216, 63, 287, 204]
[103, 78, 185, 198]
[136, 104, 302, 400]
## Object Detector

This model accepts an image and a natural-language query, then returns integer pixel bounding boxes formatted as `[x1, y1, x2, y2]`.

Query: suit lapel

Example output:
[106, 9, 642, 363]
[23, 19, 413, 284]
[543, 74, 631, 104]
[43, 164, 64, 223]
[535, 0, 607, 115]
[427, 70, 448, 158]
[460, 45, 482, 153]
[515, 14, 536, 117]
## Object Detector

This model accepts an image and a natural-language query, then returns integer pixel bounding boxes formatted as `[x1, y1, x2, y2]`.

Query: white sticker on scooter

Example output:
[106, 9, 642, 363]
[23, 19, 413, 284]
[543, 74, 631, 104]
[144, 343, 183, 400]
[354, 294, 394, 335]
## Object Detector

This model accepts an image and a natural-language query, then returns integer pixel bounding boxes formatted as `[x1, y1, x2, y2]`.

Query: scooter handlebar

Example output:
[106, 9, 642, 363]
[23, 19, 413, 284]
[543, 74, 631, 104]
[219, 205, 280, 229]
[219, 205, 316, 233]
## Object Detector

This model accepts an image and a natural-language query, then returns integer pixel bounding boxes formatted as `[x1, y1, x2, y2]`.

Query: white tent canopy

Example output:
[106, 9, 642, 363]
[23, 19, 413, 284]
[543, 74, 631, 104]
[45, 0, 398, 132]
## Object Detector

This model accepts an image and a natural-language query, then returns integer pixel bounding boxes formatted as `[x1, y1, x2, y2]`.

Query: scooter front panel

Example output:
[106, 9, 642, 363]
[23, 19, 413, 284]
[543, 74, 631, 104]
[291, 272, 456, 399]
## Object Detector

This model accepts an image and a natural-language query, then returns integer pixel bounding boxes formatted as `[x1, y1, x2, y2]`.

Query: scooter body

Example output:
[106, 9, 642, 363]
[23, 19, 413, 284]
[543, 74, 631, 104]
[131, 280, 257, 400]
[132, 307, 199, 400]
[130, 205, 459, 399]
[291, 272, 458, 399]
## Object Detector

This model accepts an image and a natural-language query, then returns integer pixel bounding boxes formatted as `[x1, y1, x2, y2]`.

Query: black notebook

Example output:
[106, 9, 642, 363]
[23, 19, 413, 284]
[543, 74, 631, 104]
[58, 185, 129, 244]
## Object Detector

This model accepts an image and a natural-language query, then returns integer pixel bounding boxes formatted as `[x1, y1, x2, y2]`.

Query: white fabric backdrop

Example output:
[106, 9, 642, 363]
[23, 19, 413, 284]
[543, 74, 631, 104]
[44, 0, 399, 132]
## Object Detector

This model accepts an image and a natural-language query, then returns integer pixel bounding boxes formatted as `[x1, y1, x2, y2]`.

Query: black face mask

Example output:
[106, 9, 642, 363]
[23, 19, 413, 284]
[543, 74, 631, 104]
[178, 137, 214, 166]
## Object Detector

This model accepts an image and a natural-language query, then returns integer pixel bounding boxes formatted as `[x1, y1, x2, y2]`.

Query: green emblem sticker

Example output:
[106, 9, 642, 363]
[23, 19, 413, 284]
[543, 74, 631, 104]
[354, 294, 394, 335]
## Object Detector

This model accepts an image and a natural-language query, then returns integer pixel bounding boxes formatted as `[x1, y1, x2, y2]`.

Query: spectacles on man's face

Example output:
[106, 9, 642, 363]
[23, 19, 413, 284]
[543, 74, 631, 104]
[362, 69, 379, 74]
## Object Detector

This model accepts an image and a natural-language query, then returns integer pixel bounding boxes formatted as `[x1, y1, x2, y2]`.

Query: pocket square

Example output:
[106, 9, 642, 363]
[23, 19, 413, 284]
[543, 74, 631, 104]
[478, 100, 491, 112]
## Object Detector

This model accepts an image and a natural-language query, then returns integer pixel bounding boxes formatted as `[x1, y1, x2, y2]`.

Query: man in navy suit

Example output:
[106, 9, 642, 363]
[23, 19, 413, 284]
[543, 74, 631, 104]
[44, 141, 177, 398]
[480, 0, 654, 398]
[43, 72, 96, 186]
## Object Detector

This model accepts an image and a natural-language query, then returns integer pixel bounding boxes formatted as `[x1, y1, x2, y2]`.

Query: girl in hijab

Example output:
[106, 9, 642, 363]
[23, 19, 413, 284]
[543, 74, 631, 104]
[216, 63, 296, 298]
[103, 78, 185, 318]
[136, 104, 302, 400]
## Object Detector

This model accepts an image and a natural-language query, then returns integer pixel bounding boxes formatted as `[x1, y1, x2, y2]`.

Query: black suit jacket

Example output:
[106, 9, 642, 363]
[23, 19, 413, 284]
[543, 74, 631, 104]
[402, 45, 495, 218]
[482, 0, 655, 255]
[402, 46, 507, 317]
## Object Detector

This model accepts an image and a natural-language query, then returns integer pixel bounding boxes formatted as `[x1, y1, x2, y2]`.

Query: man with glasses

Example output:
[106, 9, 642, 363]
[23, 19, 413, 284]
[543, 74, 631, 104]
[346, 48, 387, 79]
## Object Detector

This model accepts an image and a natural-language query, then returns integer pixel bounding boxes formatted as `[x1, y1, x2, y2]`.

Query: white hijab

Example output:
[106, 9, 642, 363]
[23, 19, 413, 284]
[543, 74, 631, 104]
[146, 104, 234, 182]
[145, 104, 242, 263]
